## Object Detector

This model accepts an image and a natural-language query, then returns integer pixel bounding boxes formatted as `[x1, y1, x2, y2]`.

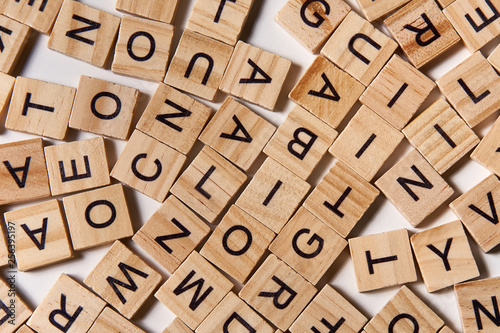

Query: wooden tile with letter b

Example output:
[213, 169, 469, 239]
[163, 318, 193, 333]
[0, 0, 61, 34]
[0, 72, 14, 116]
[115, 0, 179, 24]
[0, 15, 30, 74]
[471, 116, 500, 176]
[0, 277, 32, 332]
[87, 307, 145, 333]
[356, 0, 410, 22]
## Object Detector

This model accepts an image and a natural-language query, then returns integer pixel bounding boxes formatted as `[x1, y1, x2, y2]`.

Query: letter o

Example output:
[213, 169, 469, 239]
[85, 200, 117, 229]
[127, 31, 156, 62]
[222, 225, 253, 256]
[91, 92, 122, 120]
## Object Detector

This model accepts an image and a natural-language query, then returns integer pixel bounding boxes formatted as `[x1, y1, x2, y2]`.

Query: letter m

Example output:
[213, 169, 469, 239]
[173, 270, 214, 310]
[107, 262, 149, 304]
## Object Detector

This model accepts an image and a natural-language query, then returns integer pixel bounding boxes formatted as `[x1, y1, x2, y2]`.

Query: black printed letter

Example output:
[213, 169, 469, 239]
[300, 0, 331, 28]
[258, 276, 297, 309]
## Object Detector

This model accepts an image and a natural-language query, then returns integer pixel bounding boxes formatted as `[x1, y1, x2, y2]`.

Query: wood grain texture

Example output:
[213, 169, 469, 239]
[115, 0, 179, 24]
[87, 307, 146, 333]
[0, 0, 62, 34]
[0, 15, 31, 73]
[356, 0, 410, 21]
[471, 115, 500, 176]
[0, 277, 31, 332]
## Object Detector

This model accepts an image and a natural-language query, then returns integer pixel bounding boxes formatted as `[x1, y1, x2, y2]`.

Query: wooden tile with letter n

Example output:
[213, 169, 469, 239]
[133, 195, 211, 274]
[47, 0, 120, 67]
[303, 161, 379, 238]
[87, 307, 145, 333]
[349, 229, 417, 292]
[0, 277, 32, 332]
[356, 0, 410, 22]
[411, 220, 479, 292]
[321, 11, 398, 86]
[375, 149, 454, 227]
[115, 0, 179, 24]
[62, 184, 134, 250]
[0, 0, 62, 34]
[384, 0, 461, 68]
[5, 76, 76, 140]
[289, 56, 365, 128]
[0, 15, 30, 74]
[155, 251, 234, 330]
[471, 116, 500, 176]
[403, 98, 479, 174]
[84, 241, 162, 319]
[163, 318, 193, 333]
[220, 41, 292, 111]
[0, 72, 14, 116]
[164, 30, 233, 101]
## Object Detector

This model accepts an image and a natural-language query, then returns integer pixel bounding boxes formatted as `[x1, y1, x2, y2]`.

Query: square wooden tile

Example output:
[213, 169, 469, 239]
[356, 0, 410, 21]
[439, 327, 456, 333]
[0, 72, 14, 116]
[349, 229, 417, 292]
[438, 0, 457, 7]
[0, 15, 30, 74]
[0, 277, 32, 332]
[15, 326, 35, 333]
[87, 307, 145, 333]
[471, 116, 500, 176]
[488, 40, 500, 71]
[163, 318, 193, 333]
[0, 0, 62, 34]
[115, 0, 179, 24]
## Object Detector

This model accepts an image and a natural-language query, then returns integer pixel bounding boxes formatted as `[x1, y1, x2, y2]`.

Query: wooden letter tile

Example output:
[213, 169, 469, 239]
[349, 229, 417, 292]
[0, 0, 62, 34]
[163, 318, 193, 333]
[488, 40, 500, 70]
[0, 277, 32, 332]
[471, 116, 500, 176]
[356, 0, 410, 22]
[87, 307, 145, 333]
[0, 72, 14, 116]
[115, 0, 179, 24]
[439, 327, 456, 333]
[0, 15, 30, 74]
[16, 326, 35, 333]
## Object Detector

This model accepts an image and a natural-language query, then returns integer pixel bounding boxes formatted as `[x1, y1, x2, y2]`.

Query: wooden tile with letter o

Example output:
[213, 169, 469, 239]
[0, 72, 14, 116]
[163, 318, 193, 333]
[0, 0, 61, 34]
[0, 15, 30, 74]
[115, 0, 179, 24]
[0, 277, 32, 332]
[471, 116, 500, 176]
[356, 0, 410, 22]
[87, 307, 145, 333]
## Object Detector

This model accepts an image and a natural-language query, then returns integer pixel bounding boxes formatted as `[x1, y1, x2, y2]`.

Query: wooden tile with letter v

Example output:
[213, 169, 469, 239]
[0, 72, 14, 116]
[0, 0, 62, 34]
[47, 0, 120, 67]
[163, 318, 193, 333]
[356, 0, 410, 22]
[375, 149, 454, 227]
[471, 116, 500, 176]
[219, 41, 292, 111]
[0, 278, 32, 332]
[0, 15, 30, 74]
[87, 307, 145, 333]
[115, 0, 179, 24]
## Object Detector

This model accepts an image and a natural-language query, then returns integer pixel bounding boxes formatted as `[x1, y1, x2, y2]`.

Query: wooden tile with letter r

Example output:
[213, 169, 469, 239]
[0, 0, 62, 34]
[471, 116, 500, 176]
[87, 307, 145, 333]
[163, 318, 193, 333]
[0, 72, 14, 117]
[0, 15, 30, 74]
[356, 0, 410, 22]
[0, 277, 32, 332]
[115, 0, 179, 24]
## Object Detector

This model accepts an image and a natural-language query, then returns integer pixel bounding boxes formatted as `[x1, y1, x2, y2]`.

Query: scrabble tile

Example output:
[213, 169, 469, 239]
[155, 251, 233, 330]
[4, 199, 72, 271]
[375, 149, 454, 227]
[359, 54, 436, 130]
[62, 184, 134, 250]
[112, 15, 174, 82]
[219, 41, 292, 111]
[44, 137, 110, 196]
[411, 220, 479, 292]
[471, 116, 500, 176]
[5, 76, 76, 140]
[290, 285, 368, 333]
[170, 146, 247, 223]
[356, 0, 410, 21]
[289, 56, 365, 128]
[0, 72, 14, 116]
[164, 30, 233, 101]
[439, 327, 456, 333]
[27, 274, 106, 333]
[186, 0, 254, 46]
[197, 292, 274, 333]
[200, 205, 275, 283]
[303, 161, 379, 238]
[321, 11, 398, 86]
[16, 326, 35, 333]
[239, 254, 317, 331]
[384, 0, 461, 68]
[69, 75, 140, 140]
[111, 130, 186, 202]
[0, 15, 30, 74]
[115, 0, 179, 24]
[488, 40, 500, 71]
[87, 307, 145, 333]
[364, 286, 444, 332]
[136, 84, 212, 155]
[436, 51, 500, 127]
[0, 0, 62, 34]
[0, 278, 31, 332]
[263, 105, 338, 180]
[275, 0, 351, 53]
[84, 241, 162, 319]
[349, 229, 417, 292]
[0, 138, 50, 205]
[47, 0, 120, 67]
[329, 105, 404, 181]
[403, 98, 479, 174]
[133, 195, 211, 274]
[163, 318, 193, 333]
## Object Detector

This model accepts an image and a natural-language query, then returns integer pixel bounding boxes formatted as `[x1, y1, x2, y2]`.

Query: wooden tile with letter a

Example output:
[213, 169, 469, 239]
[87, 307, 145, 333]
[356, 0, 410, 22]
[0, 0, 62, 34]
[115, 0, 179, 24]
[471, 116, 500, 176]
[0, 277, 32, 332]
[0, 15, 30, 74]
[0, 72, 14, 116]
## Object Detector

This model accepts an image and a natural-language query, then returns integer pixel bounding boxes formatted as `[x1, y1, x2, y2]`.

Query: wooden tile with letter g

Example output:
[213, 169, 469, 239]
[0, 15, 30, 74]
[87, 307, 145, 333]
[115, 0, 179, 24]
[0, 0, 62, 34]
[356, 0, 410, 22]
[163, 318, 193, 333]
[0, 277, 32, 332]
[0, 72, 14, 116]
[471, 115, 500, 176]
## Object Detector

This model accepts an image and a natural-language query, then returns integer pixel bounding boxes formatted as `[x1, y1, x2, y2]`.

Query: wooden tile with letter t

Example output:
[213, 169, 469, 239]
[84, 241, 162, 319]
[349, 229, 417, 292]
[115, 0, 179, 24]
[0, 277, 32, 332]
[375, 149, 454, 227]
[471, 116, 500, 176]
[155, 251, 234, 330]
[0, 0, 61, 34]
[87, 307, 145, 333]
[163, 318, 193, 333]
[356, 0, 410, 22]
[0, 15, 30, 74]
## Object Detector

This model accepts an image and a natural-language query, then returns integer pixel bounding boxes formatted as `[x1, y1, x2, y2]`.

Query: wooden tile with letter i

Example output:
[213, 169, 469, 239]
[0, 15, 30, 74]
[155, 251, 234, 330]
[163, 318, 193, 333]
[0, 0, 61, 34]
[0, 72, 14, 116]
[87, 307, 145, 333]
[375, 149, 454, 227]
[0, 277, 32, 332]
[115, 0, 179, 24]
[349, 229, 417, 292]
[471, 116, 500, 176]
[220, 41, 292, 111]
[356, 0, 410, 22]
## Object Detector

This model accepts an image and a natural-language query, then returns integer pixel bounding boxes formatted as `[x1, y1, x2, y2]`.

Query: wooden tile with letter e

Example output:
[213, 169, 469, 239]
[220, 41, 291, 111]
[163, 318, 193, 333]
[375, 149, 454, 227]
[47, 0, 120, 67]
[471, 116, 500, 176]
[356, 0, 410, 22]
[62, 184, 134, 250]
[0, 72, 14, 116]
[155, 251, 233, 330]
[0, 277, 32, 332]
[115, 0, 179, 24]
[349, 229, 417, 292]
[87, 307, 145, 333]
[0, 0, 61, 34]
[303, 161, 379, 238]
[0, 15, 30, 74]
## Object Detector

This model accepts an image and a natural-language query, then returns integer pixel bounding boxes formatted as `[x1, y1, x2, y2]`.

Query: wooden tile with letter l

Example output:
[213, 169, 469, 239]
[269, 207, 347, 284]
[329, 105, 404, 181]
[375, 149, 454, 227]
[356, 0, 410, 22]
[112, 15, 174, 82]
[164, 30, 233, 101]
[133, 195, 211, 274]
[84, 241, 162, 319]
[27, 274, 106, 333]
[403, 98, 480, 174]
[163, 318, 193, 333]
[62, 184, 134, 250]
[471, 116, 500, 176]
[0, 277, 32, 332]
[275, 0, 351, 53]
[200, 205, 275, 283]
[411, 220, 479, 292]
[384, 0, 461, 68]
[303, 161, 379, 238]
[321, 11, 398, 86]
[289, 56, 365, 128]
[47, 0, 120, 67]
[219, 41, 292, 111]
[87, 307, 145, 333]
[263, 105, 338, 180]
[0, 15, 30, 74]
[359, 54, 436, 130]
[69, 75, 140, 140]
[111, 130, 186, 203]
[290, 285, 368, 333]
[0, 72, 14, 116]
[349, 229, 417, 292]
[155, 251, 233, 330]
[0, 0, 61, 34]
[5, 76, 76, 140]
[44, 137, 110, 196]
[115, 0, 179, 24]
